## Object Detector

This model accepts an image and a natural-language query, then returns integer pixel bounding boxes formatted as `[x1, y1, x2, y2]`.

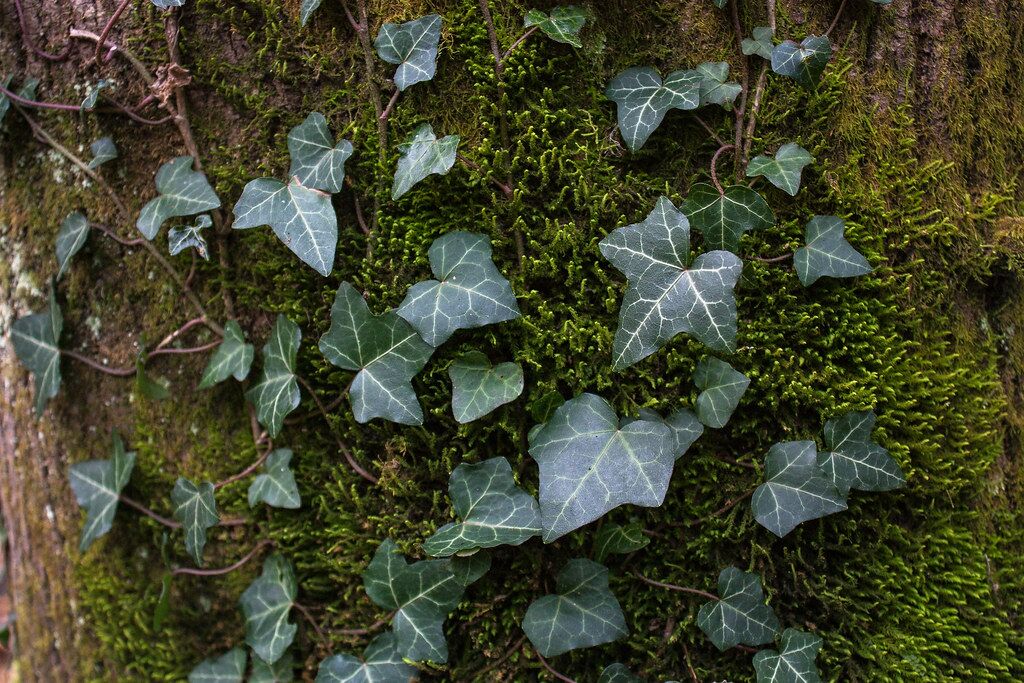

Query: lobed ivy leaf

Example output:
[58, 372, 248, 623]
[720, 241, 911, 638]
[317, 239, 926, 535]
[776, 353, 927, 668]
[12, 285, 62, 415]
[696, 566, 781, 650]
[752, 441, 847, 537]
[695, 62, 742, 108]
[241, 554, 298, 664]
[87, 136, 118, 169]
[80, 79, 109, 110]
[746, 142, 814, 196]
[246, 315, 301, 438]
[444, 552, 491, 587]
[637, 407, 704, 459]
[529, 393, 675, 542]
[753, 629, 824, 683]
[793, 215, 872, 287]
[288, 113, 353, 193]
[56, 211, 90, 278]
[168, 214, 212, 259]
[299, 0, 321, 27]
[248, 448, 301, 510]
[600, 196, 743, 367]
[374, 15, 442, 92]
[314, 631, 417, 683]
[682, 182, 775, 253]
[397, 231, 520, 347]
[198, 320, 254, 389]
[188, 648, 246, 683]
[693, 357, 750, 429]
[599, 663, 642, 683]
[742, 26, 774, 60]
[423, 457, 541, 557]
[250, 652, 294, 683]
[391, 123, 459, 199]
[594, 521, 649, 562]
[771, 35, 831, 88]
[448, 352, 524, 423]
[69, 432, 135, 551]
[319, 282, 434, 425]
[524, 6, 587, 48]
[171, 477, 218, 565]
[137, 156, 220, 240]
[817, 410, 905, 494]
[522, 558, 627, 657]
[604, 67, 701, 151]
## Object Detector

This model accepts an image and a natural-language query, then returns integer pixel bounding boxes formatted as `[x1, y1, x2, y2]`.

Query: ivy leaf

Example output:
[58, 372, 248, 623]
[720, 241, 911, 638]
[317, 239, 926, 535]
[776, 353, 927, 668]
[87, 136, 118, 169]
[248, 448, 301, 510]
[600, 196, 744, 366]
[742, 26, 774, 60]
[188, 648, 246, 683]
[444, 552, 491, 586]
[448, 352, 524, 423]
[363, 539, 465, 663]
[246, 315, 301, 438]
[153, 572, 172, 631]
[299, 0, 321, 27]
[0, 75, 12, 123]
[696, 62, 742, 108]
[423, 457, 541, 557]
[529, 393, 675, 542]
[313, 632, 417, 683]
[80, 79, 109, 110]
[136, 356, 170, 400]
[752, 441, 848, 537]
[374, 14, 442, 92]
[817, 410, 905, 494]
[137, 156, 220, 240]
[319, 282, 434, 425]
[594, 521, 649, 562]
[522, 558, 627, 657]
[771, 35, 831, 88]
[69, 432, 135, 551]
[233, 177, 337, 276]
[250, 652, 294, 683]
[171, 477, 218, 565]
[793, 216, 872, 287]
[682, 183, 775, 253]
[753, 629, 824, 683]
[198, 320, 254, 389]
[637, 407, 704, 459]
[604, 67, 701, 151]
[746, 142, 814, 196]
[12, 285, 62, 416]
[711, 0, 727, 7]
[151, 0, 187, 8]
[288, 113, 353, 193]
[391, 123, 459, 199]
[241, 554, 298, 665]
[56, 211, 90, 278]
[168, 214, 212, 259]
[599, 663, 642, 683]
[693, 357, 750, 429]
[397, 231, 520, 346]
[524, 6, 587, 48]
[696, 566, 781, 650]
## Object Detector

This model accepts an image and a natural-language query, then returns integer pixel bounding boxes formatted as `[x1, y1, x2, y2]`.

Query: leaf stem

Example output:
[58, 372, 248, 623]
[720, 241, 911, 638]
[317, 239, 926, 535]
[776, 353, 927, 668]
[532, 648, 577, 683]
[686, 489, 755, 526]
[469, 635, 526, 679]
[457, 153, 514, 198]
[826, 0, 849, 36]
[729, 0, 750, 180]
[61, 350, 136, 377]
[119, 495, 181, 528]
[710, 144, 736, 194]
[172, 539, 272, 576]
[500, 26, 539, 64]
[0, 83, 81, 112]
[632, 572, 718, 601]
[692, 113, 728, 147]
[335, 615, 391, 636]
[715, 453, 758, 468]
[753, 252, 793, 263]
[94, 0, 134, 65]
[293, 602, 328, 642]
[296, 376, 378, 484]
[379, 88, 400, 123]
[214, 446, 273, 490]
[69, 28, 155, 84]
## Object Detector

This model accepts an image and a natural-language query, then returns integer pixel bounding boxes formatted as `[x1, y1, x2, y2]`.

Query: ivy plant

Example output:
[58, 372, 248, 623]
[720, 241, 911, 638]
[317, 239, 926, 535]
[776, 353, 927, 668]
[168, 214, 212, 259]
[313, 632, 416, 682]
[752, 441, 848, 537]
[693, 357, 750, 428]
[448, 351, 524, 423]
[752, 629, 824, 683]
[771, 35, 832, 87]
[594, 521, 650, 562]
[391, 123, 459, 199]
[137, 156, 221, 240]
[817, 410, 905, 493]
[746, 142, 814, 196]
[11, 285, 62, 415]
[55, 211, 89, 278]
[697, 566, 781, 650]
[374, 15, 443, 92]
[198, 320, 254, 389]
[524, 6, 587, 48]
[287, 112, 353, 194]
[171, 477, 219, 565]
[681, 182, 775, 252]
[742, 26, 775, 60]
[68, 432, 135, 551]
[599, 663, 641, 683]
[188, 648, 246, 683]
[240, 554, 298, 664]
[248, 449, 302, 510]
[793, 215, 872, 286]
[87, 136, 118, 168]
[246, 314, 301, 437]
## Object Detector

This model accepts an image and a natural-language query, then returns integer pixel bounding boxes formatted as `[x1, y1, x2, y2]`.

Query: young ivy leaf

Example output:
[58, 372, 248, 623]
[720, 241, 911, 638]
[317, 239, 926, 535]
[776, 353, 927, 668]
[422, 457, 541, 557]
[742, 26, 775, 60]
[250, 652, 294, 683]
[137, 156, 221, 240]
[397, 231, 520, 347]
[69, 432, 136, 552]
[374, 14, 442, 92]
[288, 112, 353, 193]
[817, 410, 905, 494]
[793, 215, 872, 287]
[593, 521, 650, 563]
[56, 211, 90, 278]
[600, 196, 743, 367]
[80, 79, 109, 110]
[682, 183, 775, 253]
[0, 75, 12, 124]
[12, 285, 62, 416]
[299, 0, 321, 27]
[171, 477, 218, 565]
[187, 648, 246, 683]
[87, 136, 118, 169]
[363, 539, 465, 663]
[753, 629, 824, 683]
[695, 62, 742, 108]
[604, 67, 701, 151]
[448, 352, 524, 423]
[752, 441, 848, 537]
[391, 123, 459, 199]
[771, 35, 832, 88]
[319, 282, 434, 425]
[198, 320, 254, 389]
[637, 407, 704, 459]
[746, 142, 814, 196]
[168, 214, 212, 259]
[522, 558, 628, 657]
[135, 356, 170, 401]
[599, 663, 642, 683]
[524, 6, 587, 48]
[241, 554, 298, 665]
[313, 631, 417, 683]
[693, 357, 750, 429]
[246, 315, 301, 438]
[529, 393, 675, 542]
[248, 448, 302, 510]
[697, 566, 781, 650]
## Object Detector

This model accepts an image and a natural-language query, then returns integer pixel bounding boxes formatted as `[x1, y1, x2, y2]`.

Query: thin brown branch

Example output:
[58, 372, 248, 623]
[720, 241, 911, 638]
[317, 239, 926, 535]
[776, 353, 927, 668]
[164, 10, 202, 166]
[147, 340, 220, 357]
[753, 252, 793, 263]
[501, 26, 539, 64]
[379, 88, 400, 123]
[296, 376, 378, 484]
[692, 113, 728, 147]
[730, 0, 750, 180]
[95, 0, 134, 65]
[826, 0, 849, 36]
[686, 489, 754, 526]
[533, 648, 577, 683]
[710, 144, 736, 194]
[0, 84, 80, 111]
[172, 539, 272, 576]
[470, 635, 526, 679]
[153, 317, 208, 352]
[120, 495, 181, 528]
[294, 603, 328, 642]
[13, 0, 72, 62]
[335, 616, 391, 636]
[682, 642, 699, 683]
[61, 350, 136, 376]
[742, 63, 769, 164]
[478, 0, 505, 75]
[214, 447, 273, 490]
[716, 453, 758, 469]
[457, 153, 514, 197]
[632, 572, 719, 601]
[69, 28, 155, 84]
[92, 222, 146, 247]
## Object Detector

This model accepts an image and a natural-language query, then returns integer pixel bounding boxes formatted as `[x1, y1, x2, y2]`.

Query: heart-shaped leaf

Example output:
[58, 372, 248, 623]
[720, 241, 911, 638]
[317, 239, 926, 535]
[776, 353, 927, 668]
[752, 441, 847, 537]
[137, 156, 220, 240]
[817, 410, 904, 494]
[771, 35, 831, 88]
[248, 448, 301, 509]
[69, 432, 135, 551]
[397, 231, 520, 347]
[188, 648, 246, 683]
[637, 407, 704, 459]
[12, 285, 62, 416]
[746, 142, 813, 196]
[56, 211, 89, 278]
[449, 352, 524, 423]
[288, 113, 353, 193]
[529, 393, 675, 541]
[81, 79, 109, 110]
[694, 357, 750, 428]
[423, 457, 541, 557]
[374, 15, 442, 92]
[233, 177, 337, 276]
[524, 6, 587, 48]
[604, 67, 701, 151]
[319, 282, 434, 425]
[171, 477, 218, 565]
[246, 315, 301, 438]
[696, 566, 781, 650]
[593, 521, 649, 562]
[391, 123, 459, 199]
[793, 215, 871, 286]
[87, 136, 118, 169]
[522, 558, 627, 656]
[753, 629, 824, 683]
[314, 631, 417, 682]
[168, 214, 212, 259]
[299, 0, 321, 27]
[250, 652, 294, 683]
[363, 539, 465, 663]
[600, 196, 743, 367]
[682, 183, 775, 252]
[742, 26, 774, 60]
[599, 663, 641, 683]
[696, 62, 741, 108]
[241, 554, 298, 664]
[198, 320, 254, 389]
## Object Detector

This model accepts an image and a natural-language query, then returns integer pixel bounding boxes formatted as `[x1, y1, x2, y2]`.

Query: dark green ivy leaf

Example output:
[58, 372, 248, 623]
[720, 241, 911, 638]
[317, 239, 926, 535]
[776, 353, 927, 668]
[746, 142, 814, 196]
[246, 315, 301, 437]
[817, 410, 905, 494]
[69, 431, 135, 551]
[693, 357, 750, 428]
[752, 441, 847, 537]
[637, 407, 704, 459]
[135, 355, 170, 401]
[153, 572, 172, 631]
[313, 631, 417, 682]
[524, 6, 587, 48]
[604, 67, 701, 151]
[391, 123, 459, 199]
[250, 652, 294, 683]
[198, 320, 254, 389]
[742, 26, 774, 60]
[695, 62, 742, 108]
[171, 477, 218, 565]
[80, 79, 109, 110]
[771, 35, 831, 88]
[444, 552, 491, 587]
[299, 0, 321, 27]
[599, 663, 642, 683]
[248, 448, 301, 510]
[594, 521, 650, 562]
[682, 182, 775, 253]
[753, 629, 824, 683]
[137, 156, 220, 240]
[188, 648, 246, 683]
[288, 112, 353, 193]
[12, 285, 62, 415]
[56, 211, 89, 278]
[448, 352, 524, 423]
[241, 554, 298, 665]
[793, 215, 872, 286]
[374, 15, 442, 92]
[168, 214, 212, 259]
[0, 75, 12, 124]
[696, 566, 781, 650]
[87, 136, 118, 169]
